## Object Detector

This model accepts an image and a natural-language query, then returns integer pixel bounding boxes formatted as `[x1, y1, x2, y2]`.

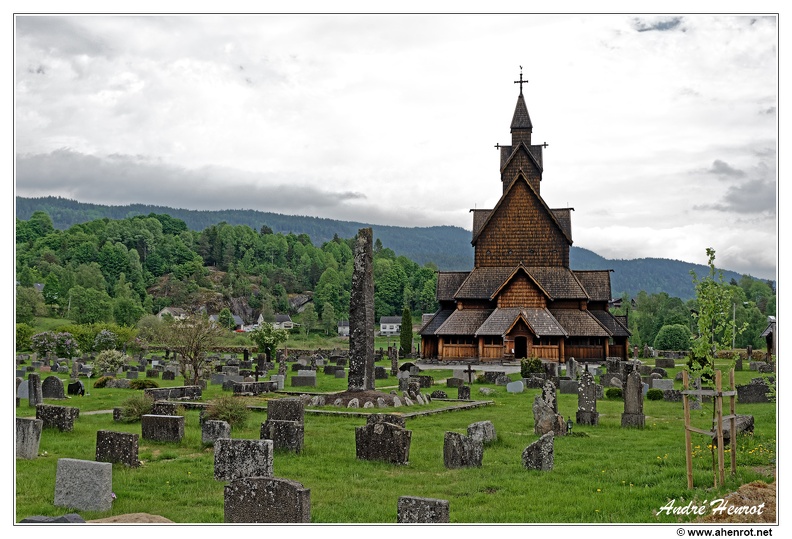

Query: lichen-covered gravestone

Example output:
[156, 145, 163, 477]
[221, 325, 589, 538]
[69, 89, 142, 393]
[522, 432, 554, 471]
[621, 370, 645, 428]
[576, 370, 599, 426]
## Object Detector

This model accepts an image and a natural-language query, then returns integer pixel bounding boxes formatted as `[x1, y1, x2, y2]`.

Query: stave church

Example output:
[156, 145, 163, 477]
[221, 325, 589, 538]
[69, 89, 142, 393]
[419, 73, 631, 363]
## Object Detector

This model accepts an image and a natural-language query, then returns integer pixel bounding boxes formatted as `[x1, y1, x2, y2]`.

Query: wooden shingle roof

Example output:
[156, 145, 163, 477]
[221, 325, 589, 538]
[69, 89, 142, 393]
[471, 209, 492, 240]
[526, 266, 588, 300]
[574, 270, 612, 302]
[454, 267, 514, 299]
[436, 272, 470, 301]
[551, 208, 573, 240]
[549, 309, 611, 337]
[419, 309, 454, 335]
[588, 309, 631, 337]
[476, 308, 567, 337]
[435, 309, 494, 336]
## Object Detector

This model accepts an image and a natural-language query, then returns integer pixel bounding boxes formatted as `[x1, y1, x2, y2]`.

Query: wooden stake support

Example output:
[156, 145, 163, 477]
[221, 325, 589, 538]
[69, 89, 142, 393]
[682, 369, 737, 489]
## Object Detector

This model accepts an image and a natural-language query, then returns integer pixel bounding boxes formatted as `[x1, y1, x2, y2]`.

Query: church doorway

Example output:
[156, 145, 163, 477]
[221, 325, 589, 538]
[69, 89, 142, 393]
[514, 336, 528, 359]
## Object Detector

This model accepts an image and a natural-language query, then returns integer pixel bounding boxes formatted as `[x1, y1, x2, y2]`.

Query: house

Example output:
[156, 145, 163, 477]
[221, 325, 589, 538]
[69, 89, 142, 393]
[337, 320, 350, 337]
[419, 73, 630, 363]
[157, 307, 188, 320]
[379, 316, 402, 336]
[208, 313, 245, 330]
[761, 316, 776, 361]
[272, 314, 294, 330]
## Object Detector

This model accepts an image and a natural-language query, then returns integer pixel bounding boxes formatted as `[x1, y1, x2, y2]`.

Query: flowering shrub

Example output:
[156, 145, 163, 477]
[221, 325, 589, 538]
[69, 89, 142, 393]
[31, 331, 58, 358]
[55, 332, 79, 358]
[94, 349, 129, 375]
[93, 329, 118, 352]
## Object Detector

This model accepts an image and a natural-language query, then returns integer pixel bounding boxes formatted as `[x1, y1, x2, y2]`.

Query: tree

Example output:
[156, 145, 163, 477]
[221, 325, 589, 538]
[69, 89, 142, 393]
[322, 302, 338, 335]
[653, 324, 692, 351]
[400, 306, 413, 355]
[68, 285, 113, 324]
[300, 303, 318, 336]
[249, 323, 289, 363]
[15, 286, 46, 324]
[218, 308, 236, 330]
[688, 248, 746, 379]
[160, 315, 226, 385]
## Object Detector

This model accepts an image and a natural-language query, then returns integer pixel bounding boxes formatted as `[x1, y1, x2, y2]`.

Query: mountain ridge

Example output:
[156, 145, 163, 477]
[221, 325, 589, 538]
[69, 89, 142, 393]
[15, 196, 768, 301]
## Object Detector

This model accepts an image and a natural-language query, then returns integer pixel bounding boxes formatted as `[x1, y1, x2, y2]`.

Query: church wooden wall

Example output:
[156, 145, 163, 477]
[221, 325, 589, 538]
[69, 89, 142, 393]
[497, 274, 546, 308]
[475, 180, 569, 268]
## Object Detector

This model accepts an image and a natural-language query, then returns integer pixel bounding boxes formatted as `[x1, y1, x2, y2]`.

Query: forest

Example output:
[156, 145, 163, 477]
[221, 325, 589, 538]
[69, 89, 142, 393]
[15, 209, 776, 352]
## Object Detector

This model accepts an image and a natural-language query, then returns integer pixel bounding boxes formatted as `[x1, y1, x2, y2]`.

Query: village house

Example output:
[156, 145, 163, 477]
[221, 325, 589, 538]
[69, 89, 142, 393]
[379, 316, 402, 336]
[420, 73, 630, 363]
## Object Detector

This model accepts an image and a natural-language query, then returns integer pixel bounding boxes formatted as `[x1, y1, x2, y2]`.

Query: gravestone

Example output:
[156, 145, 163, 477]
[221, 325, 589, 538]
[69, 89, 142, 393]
[443, 431, 483, 468]
[736, 378, 772, 403]
[16, 418, 43, 459]
[41, 376, 66, 399]
[53, 458, 113, 512]
[715, 414, 755, 445]
[260, 420, 304, 453]
[559, 379, 578, 394]
[355, 418, 411, 465]
[446, 377, 464, 388]
[214, 438, 273, 481]
[125, 370, 139, 379]
[533, 383, 566, 436]
[495, 374, 511, 386]
[141, 414, 185, 442]
[202, 420, 231, 446]
[161, 370, 176, 381]
[458, 385, 471, 400]
[506, 380, 524, 393]
[17, 378, 30, 401]
[152, 401, 179, 415]
[144, 386, 202, 401]
[397, 496, 449, 523]
[95, 430, 140, 467]
[348, 228, 375, 392]
[374, 366, 388, 379]
[576, 371, 599, 426]
[19, 514, 86, 523]
[36, 404, 79, 432]
[651, 379, 674, 391]
[224, 477, 310, 523]
[543, 362, 558, 379]
[522, 432, 554, 471]
[291, 374, 317, 387]
[621, 370, 645, 428]
[28, 373, 43, 407]
[566, 358, 578, 379]
[467, 420, 497, 444]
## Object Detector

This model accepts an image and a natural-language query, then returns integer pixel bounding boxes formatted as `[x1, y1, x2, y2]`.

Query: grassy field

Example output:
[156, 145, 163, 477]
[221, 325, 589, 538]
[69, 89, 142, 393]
[14, 357, 776, 524]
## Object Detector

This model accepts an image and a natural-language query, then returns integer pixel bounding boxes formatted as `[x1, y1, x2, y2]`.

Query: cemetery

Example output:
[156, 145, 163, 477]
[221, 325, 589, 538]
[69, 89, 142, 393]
[14, 352, 776, 523]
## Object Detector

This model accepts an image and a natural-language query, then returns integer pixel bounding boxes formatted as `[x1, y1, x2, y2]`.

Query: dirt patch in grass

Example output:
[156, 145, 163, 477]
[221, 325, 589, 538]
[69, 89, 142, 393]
[696, 467, 776, 524]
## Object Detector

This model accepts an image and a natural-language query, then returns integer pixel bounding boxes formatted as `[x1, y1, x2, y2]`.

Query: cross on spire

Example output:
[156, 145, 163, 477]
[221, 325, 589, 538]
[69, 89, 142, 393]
[514, 66, 527, 96]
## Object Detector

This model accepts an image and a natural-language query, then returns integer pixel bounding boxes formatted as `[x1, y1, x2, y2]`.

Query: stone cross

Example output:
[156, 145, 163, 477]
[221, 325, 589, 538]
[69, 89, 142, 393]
[464, 364, 476, 385]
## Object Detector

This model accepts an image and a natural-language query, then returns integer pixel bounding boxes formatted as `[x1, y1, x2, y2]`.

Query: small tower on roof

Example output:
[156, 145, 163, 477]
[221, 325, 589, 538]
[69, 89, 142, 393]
[511, 68, 533, 147]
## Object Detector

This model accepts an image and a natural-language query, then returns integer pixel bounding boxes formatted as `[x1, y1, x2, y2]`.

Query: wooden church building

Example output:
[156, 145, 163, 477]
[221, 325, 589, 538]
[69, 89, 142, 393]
[419, 74, 631, 363]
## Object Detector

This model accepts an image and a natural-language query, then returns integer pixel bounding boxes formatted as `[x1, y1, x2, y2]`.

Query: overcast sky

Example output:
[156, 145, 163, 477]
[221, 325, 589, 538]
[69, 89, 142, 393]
[13, 12, 779, 280]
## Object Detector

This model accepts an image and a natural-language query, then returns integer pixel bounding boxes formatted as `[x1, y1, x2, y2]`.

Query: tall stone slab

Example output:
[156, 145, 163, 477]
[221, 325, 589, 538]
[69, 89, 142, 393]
[53, 458, 113, 512]
[621, 370, 645, 428]
[348, 228, 375, 392]
[28, 373, 43, 407]
[16, 418, 43, 459]
[576, 371, 599, 426]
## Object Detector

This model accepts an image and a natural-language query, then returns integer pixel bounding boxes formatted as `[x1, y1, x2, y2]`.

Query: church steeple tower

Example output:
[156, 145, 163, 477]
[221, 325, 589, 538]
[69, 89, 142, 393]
[511, 68, 533, 146]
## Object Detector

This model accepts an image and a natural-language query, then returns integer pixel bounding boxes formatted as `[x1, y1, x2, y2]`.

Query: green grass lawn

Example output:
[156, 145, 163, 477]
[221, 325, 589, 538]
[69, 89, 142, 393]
[14, 358, 776, 524]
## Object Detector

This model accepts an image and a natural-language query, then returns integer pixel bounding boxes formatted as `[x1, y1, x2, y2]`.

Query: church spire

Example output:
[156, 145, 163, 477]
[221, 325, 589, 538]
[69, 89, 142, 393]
[511, 67, 533, 145]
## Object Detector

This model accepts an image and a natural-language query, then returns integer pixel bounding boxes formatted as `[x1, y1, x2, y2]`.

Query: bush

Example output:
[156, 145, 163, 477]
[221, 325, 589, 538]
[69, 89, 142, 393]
[605, 387, 623, 400]
[129, 379, 159, 390]
[93, 329, 118, 352]
[94, 349, 129, 375]
[93, 376, 115, 389]
[520, 356, 543, 377]
[117, 394, 155, 422]
[204, 395, 250, 427]
[646, 388, 664, 401]
[653, 324, 692, 351]
[16, 323, 35, 352]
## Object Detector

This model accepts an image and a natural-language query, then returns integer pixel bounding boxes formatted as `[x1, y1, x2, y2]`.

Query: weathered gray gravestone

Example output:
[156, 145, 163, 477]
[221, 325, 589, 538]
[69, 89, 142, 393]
[95, 430, 140, 467]
[576, 371, 599, 426]
[16, 418, 43, 459]
[355, 419, 411, 465]
[467, 420, 497, 444]
[214, 438, 274, 481]
[522, 432, 554, 471]
[621, 370, 645, 428]
[36, 404, 80, 432]
[397, 496, 450, 523]
[202, 420, 231, 446]
[348, 228, 375, 392]
[41, 376, 66, 399]
[28, 373, 43, 407]
[141, 414, 185, 442]
[224, 477, 310, 523]
[443, 431, 483, 468]
[53, 458, 113, 512]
